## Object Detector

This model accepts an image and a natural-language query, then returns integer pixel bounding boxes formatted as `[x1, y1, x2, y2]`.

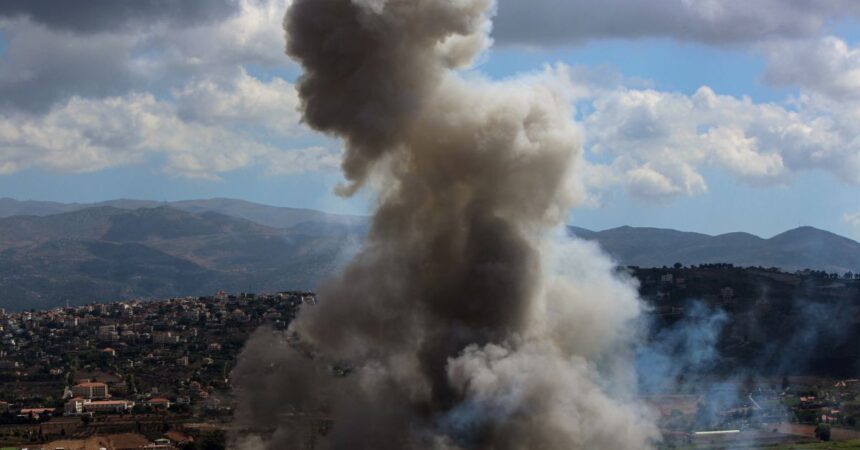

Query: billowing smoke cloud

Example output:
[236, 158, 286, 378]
[231, 0, 657, 448]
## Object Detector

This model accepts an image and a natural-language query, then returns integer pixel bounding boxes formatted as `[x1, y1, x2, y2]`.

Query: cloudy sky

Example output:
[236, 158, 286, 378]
[0, 0, 859, 239]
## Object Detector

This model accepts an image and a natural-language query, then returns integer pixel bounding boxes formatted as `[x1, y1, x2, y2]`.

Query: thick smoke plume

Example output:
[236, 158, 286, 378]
[231, 0, 657, 448]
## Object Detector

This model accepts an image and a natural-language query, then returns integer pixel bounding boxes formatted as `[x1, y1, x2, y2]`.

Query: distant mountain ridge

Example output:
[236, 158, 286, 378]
[0, 204, 364, 311]
[569, 225, 860, 274]
[0, 197, 365, 229]
[0, 197, 858, 310]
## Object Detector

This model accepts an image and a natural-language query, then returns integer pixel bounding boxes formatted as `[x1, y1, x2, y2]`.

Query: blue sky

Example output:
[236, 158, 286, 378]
[0, 0, 858, 239]
[476, 38, 858, 238]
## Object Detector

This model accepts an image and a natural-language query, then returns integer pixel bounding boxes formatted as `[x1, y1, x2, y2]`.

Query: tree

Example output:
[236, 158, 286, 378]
[673, 262, 683, 269]
[815, 423, 831, 441]
[194, 432, 226, 450]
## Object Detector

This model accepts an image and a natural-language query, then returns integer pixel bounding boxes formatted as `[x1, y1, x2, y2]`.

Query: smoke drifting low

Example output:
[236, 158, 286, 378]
[231, 0, 657, 448]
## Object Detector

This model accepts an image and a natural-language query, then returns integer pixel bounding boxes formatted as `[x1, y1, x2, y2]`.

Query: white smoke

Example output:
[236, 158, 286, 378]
[230, 1, 659, 448]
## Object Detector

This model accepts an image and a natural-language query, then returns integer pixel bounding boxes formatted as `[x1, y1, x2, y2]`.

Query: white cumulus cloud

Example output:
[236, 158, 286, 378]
[173, 69, 302, 136]
[0, 0, 343, 181]
[0, 72, 337, 179]
[763, 36, 860, 102]
[566, 65, 860, 201]
[0, 0, 291, 112]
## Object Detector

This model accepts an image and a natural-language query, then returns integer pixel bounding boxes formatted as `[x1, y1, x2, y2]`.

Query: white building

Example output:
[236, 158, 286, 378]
[71, 381, 109, 399]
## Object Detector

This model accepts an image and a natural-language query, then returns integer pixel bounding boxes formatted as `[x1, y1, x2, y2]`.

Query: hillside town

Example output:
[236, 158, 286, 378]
[0, 266, 858, 448]
[633, 264, 860, 448]
[0, 290, 313, 449]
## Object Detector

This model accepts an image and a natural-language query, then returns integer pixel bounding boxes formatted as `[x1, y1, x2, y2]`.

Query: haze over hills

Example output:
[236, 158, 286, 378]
[0, 197, 365, 229]
[0, 205, 363, 311]
[0, 198, 858, 310]
[570, 225, 860, 274]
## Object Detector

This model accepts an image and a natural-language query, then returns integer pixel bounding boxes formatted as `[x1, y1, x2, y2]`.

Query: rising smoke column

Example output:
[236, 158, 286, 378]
[231, 0, 658, 448]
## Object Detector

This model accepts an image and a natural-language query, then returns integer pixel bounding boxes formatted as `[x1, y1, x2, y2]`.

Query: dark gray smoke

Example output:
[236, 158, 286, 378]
[231, 1, 657, 448]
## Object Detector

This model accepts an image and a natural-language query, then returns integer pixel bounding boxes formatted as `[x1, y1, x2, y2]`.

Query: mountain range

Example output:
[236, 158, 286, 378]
[0, 201, 365, 311]
[569, 225, 860, 274]
[0, 197, 363, 228]
[0, 197, 857, 311]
